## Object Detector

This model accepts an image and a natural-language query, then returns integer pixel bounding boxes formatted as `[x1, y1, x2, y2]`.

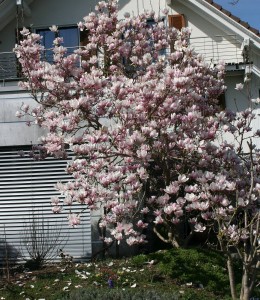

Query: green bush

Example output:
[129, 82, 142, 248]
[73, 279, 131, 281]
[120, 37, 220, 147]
[148, 248, 240, 296]
[60, 288, 179, 300]
[131, 254, 147, 267]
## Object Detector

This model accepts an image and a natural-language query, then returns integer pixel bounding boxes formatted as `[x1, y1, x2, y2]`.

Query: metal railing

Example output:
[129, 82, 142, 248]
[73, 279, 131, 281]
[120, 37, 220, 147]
[0, 47, 78, 85]
[0, 52, 20, 82]
[0, 35, 243, 83]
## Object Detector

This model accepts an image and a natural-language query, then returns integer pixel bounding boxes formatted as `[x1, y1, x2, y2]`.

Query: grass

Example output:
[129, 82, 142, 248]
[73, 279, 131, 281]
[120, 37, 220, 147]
[0, 247, 259, 300]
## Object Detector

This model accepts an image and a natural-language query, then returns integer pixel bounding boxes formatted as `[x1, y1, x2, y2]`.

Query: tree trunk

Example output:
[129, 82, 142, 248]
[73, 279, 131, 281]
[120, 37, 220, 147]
[227, 254, 238, 300]
[240, 267, 251, 300]
[153, 226, 180, 248]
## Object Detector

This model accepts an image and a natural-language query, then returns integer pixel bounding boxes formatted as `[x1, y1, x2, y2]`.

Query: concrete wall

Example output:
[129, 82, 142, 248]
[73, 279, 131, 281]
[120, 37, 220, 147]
[0, 89, 46, 146]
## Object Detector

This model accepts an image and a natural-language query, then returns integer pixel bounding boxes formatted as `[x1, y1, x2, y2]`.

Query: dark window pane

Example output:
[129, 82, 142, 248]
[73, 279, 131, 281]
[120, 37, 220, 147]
[36, 29, 56, 62]
[37, 29, 56, 48]
[59, 27, 79, 54]
[36, 27, 79, 61]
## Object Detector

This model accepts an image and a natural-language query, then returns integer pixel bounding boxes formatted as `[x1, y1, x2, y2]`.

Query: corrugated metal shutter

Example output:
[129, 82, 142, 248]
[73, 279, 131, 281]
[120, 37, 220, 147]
[0, 147, 92, 262]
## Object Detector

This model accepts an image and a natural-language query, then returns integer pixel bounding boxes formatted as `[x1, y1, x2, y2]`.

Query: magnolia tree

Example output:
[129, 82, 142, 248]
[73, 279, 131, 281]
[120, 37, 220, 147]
[15, 1, 259, 299]
[190, 102, 260, 300]
[14, 1, 225, 246]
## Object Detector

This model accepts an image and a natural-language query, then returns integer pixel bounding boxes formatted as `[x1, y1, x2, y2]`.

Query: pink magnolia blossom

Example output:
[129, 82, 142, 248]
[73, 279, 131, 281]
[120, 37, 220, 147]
[194, 223, 206, 232]
[68, 213, 80, 227]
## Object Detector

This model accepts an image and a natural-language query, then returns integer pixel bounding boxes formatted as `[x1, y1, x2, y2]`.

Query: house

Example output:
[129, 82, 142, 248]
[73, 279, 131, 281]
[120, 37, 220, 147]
[0, 0, 259, 261]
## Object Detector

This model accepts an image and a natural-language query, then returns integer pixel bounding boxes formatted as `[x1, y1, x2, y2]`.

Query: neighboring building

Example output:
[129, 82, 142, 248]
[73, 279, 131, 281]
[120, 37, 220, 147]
[0, 0, 259, 260]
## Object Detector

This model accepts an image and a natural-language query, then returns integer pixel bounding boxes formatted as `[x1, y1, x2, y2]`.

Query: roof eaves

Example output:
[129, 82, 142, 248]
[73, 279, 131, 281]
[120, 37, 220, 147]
[204, 0, 260, 37]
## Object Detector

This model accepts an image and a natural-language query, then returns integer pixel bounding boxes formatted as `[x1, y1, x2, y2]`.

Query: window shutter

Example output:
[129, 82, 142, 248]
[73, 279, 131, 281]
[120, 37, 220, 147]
[168, 14, 186, 30]
[168, 14, 186, 52]
[0, 148, 92, 261]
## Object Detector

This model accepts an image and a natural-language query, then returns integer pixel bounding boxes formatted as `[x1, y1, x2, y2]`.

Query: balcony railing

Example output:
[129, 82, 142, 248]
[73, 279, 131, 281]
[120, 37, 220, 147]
[189, 34, 242, 65]
[0, 47, 78, 85]
[0, 35, 244, 84]
[0, 52, 20, 82]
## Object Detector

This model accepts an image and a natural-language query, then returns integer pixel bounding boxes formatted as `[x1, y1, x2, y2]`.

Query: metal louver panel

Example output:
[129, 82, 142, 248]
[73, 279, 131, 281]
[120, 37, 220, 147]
[0, 147, 92, 262]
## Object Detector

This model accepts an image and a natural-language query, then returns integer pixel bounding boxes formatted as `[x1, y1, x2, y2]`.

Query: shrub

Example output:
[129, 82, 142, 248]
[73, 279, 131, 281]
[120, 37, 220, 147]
[131, 254, 147, 267]
[20, 209, 67, 270]
[149, 248, 241, 295]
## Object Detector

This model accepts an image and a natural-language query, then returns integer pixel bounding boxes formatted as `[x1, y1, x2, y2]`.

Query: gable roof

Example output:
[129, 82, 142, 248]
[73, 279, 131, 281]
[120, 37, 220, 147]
[204, 0, 260, 37]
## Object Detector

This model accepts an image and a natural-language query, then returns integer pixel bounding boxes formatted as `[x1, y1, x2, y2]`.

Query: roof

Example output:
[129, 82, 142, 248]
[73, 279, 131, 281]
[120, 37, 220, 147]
[204, 0, 260, 37]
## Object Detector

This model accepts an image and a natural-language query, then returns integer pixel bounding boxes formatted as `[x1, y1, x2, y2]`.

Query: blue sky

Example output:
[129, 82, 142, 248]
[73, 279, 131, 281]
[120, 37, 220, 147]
[214, 0, 260, 30]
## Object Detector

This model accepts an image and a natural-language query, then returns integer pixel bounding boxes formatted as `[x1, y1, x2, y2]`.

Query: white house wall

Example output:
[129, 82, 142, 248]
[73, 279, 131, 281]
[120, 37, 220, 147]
[224, 73, 260, 110]
[224, 74, 250, 112]
[168, 1, 244, 65]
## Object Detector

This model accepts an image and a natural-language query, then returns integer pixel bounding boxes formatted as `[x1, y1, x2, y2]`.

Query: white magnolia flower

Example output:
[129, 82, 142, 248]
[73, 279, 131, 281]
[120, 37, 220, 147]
[235, 83, 244, 91]
[194, 223, 206, 232]
[251, 97, 260, 104]
[49, 25, 58, 32]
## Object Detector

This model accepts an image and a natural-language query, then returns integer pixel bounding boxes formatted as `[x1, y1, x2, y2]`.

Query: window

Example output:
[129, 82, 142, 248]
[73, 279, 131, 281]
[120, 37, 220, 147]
[36, 26, 79, 62]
